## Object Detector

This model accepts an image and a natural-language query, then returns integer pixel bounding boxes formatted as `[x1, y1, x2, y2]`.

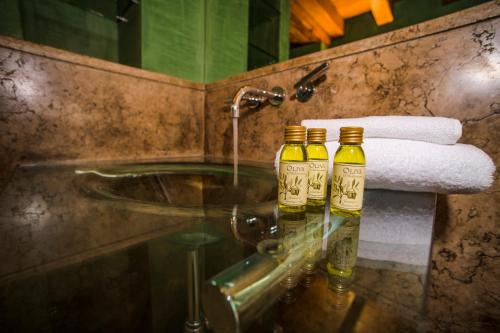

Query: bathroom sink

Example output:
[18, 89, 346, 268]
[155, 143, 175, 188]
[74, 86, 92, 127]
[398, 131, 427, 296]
[76, 163, 277, 217]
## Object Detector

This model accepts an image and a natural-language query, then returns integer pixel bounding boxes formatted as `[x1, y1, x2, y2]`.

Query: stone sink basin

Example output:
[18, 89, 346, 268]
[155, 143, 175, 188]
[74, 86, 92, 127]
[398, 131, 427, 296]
[76, 163, 277, 218]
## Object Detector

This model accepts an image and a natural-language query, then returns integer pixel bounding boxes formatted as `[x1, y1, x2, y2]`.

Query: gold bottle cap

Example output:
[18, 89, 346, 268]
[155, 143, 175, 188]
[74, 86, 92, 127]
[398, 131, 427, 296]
[285, 125, 306, 142]
[307, 128, 327, 143]
[339, 127, 364, 144]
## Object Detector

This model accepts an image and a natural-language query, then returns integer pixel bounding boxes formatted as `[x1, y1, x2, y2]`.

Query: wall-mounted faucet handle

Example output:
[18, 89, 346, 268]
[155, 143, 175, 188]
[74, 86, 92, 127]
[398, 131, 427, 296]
[294, 62, 329, 102]
[268, 86, 285, 106]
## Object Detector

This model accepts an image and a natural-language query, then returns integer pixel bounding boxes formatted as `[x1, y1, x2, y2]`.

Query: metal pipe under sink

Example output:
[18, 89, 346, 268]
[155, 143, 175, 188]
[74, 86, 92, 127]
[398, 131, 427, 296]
[185, 249, 204, 333]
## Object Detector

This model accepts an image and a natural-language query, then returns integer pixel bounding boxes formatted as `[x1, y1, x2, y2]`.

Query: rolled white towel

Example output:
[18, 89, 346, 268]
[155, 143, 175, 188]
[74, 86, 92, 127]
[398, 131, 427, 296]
[302, 116, 462, 144]
[274, 138, 495, 193]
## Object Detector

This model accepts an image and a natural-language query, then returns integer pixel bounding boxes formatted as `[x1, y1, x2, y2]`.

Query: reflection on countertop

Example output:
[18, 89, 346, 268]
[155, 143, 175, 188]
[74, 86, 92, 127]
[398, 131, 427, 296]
[0, 162, 436, 332]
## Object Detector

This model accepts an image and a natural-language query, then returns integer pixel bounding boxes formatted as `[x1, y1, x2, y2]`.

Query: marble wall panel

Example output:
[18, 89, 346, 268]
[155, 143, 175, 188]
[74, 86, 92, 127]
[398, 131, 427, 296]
[0, 37, 205, 188]
[205, 6, 500, 332]
[205, 17, 499, 164]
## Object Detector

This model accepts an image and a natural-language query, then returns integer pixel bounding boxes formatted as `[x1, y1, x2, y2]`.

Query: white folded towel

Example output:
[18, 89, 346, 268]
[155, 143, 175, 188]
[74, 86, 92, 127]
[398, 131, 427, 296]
[275, 139, 495, 193]
[302, 116, 462, 144]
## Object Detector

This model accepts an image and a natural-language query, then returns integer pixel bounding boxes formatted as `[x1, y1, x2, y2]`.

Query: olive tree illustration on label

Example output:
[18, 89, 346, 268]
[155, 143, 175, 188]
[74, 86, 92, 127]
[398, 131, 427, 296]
[278, 162, 308, 206]
[331, 163, 365, 210]
[307, 160, 328, 200]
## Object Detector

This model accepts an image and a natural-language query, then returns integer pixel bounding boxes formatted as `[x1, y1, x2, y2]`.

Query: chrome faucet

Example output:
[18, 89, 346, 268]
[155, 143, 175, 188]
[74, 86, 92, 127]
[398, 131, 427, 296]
[229, 85, 285, 187]
[230, 86, 285, 118]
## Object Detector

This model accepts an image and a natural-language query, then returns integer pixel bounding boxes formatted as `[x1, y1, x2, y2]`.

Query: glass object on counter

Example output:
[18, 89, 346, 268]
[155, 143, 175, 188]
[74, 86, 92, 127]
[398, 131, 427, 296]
[330, 127, 366, 217]
[306, 128, 329, 206]
[278, 126, 309, 213]
[203, 205, 328, 332]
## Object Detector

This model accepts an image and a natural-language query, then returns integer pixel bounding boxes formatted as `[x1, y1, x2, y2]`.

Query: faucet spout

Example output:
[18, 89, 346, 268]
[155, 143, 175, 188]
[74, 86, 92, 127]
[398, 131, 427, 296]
[231, 86, 285, 118]
[230, 85, 285, 187]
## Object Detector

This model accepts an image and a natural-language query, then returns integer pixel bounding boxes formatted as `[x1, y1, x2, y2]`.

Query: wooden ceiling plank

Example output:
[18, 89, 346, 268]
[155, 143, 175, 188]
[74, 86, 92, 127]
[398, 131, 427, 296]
[290, 24, 309, 43]
[370, 0, 394, 25]
[311, 0, 344, 36]
[292, 1, 331, 45]
[331, 0, 371, 19]
[299, 0, 333, 35]
[290, 14, 318, 42]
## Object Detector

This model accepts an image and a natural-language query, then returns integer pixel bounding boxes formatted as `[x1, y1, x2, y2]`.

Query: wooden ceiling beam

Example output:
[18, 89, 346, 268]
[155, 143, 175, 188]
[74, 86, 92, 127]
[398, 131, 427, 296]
[291, 0, 395, 44]
[290, 24, 309, 43]
[370, 0, 394, 25]
[303, 0, 344, 37]
[291, 14, 321, 43]
[292, 0, 331, 45]
[332, 0, 371, 18]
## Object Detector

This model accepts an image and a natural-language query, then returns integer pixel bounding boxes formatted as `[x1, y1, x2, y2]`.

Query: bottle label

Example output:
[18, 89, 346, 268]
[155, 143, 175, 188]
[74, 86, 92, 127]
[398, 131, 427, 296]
[278, 162, 309, 206]
[331, 163, 365, 210]
[307, 160, 328, 200]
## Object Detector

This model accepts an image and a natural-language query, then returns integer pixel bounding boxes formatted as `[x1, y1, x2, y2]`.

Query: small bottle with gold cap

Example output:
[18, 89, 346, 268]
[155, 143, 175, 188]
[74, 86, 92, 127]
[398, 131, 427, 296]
[330, 127, 366, 217]
[278, 126, 309, 213]
[306, 128, 328, 206]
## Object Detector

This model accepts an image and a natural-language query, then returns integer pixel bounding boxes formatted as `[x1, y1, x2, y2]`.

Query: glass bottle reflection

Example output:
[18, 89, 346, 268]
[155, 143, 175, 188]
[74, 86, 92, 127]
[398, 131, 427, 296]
[302, 205, 326, 287]
[276, 209, 306, 302]
[326, 213, 360, 296]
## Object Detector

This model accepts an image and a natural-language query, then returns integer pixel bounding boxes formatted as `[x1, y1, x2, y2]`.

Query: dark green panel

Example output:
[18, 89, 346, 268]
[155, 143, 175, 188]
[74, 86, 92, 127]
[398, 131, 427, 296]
[205, 0, 249, 82]
[118, 0, 141, 68]
[248, 43, 277, 70]
[278, 0, 290, 62]
[57, 0, 116, 20]
[249, 0, 280, 57]
[18, 0, 118, 61]
[248, 0, 289, 70]
[0, 0, 23, 39]
[330, 0, 490, 48]
[141, 0, 205, 82]
[290, 41, 326, 59]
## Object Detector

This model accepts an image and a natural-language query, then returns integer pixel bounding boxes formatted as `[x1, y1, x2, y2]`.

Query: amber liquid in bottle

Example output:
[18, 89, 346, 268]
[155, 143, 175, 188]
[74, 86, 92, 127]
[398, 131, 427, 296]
[306, 128, 328, 206]
[330, 127, 366, 218]
[278, 126, 309, 213]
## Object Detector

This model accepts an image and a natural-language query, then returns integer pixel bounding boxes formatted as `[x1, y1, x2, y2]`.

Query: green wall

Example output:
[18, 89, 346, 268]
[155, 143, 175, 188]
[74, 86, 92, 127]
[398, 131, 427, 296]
[0, 0, 251, 83]
[204, 0, 249, 82]
[141, 0, 249, 83]
[141, 0, 205, 82]
[278, 0, 290, 62]
[0, 0, 119, 62]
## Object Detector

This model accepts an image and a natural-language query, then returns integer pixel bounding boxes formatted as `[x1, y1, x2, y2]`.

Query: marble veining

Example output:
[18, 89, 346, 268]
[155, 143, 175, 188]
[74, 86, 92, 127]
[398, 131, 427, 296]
[0, 39, 205, 190]
[204, 8, 500, 333]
